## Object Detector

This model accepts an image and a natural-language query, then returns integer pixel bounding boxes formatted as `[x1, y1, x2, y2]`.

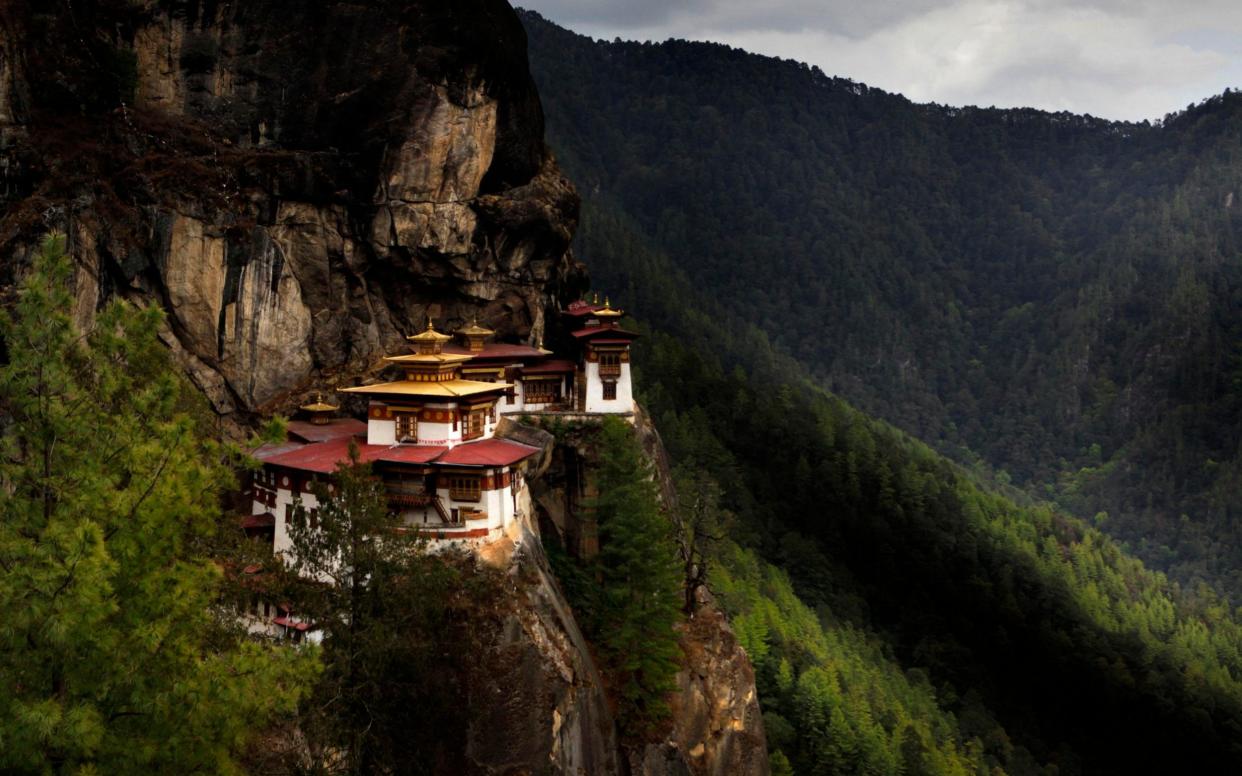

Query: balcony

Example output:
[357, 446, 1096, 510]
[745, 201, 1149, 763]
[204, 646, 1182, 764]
[598, 364, 621, 378]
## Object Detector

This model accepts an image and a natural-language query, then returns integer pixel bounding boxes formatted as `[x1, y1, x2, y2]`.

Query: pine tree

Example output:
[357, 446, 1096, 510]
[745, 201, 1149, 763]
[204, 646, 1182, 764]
[279, 446, 476, 773]
[594, 416, 683, 733]
[0, 235, 313, 772]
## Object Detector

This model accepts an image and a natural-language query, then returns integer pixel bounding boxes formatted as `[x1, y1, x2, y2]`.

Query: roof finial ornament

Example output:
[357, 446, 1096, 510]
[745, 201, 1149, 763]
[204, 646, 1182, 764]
[593, 291, 600, 304]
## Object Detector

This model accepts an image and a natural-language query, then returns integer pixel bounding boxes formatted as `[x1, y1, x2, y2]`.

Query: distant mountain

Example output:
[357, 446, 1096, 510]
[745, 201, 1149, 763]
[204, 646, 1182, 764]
[519, 9, 1242, 600]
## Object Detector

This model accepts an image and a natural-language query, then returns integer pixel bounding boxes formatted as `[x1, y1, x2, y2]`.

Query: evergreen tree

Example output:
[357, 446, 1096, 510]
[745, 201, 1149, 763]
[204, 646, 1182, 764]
[278, 446, 484, 774]
[0, 235, 312, 773]
[594, 417, 683, 733]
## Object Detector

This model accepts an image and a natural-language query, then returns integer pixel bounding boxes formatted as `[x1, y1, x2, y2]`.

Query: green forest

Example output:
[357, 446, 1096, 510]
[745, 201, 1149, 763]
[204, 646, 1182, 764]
[519, 10, 1242, 772]
[519, 10, 1242, 602]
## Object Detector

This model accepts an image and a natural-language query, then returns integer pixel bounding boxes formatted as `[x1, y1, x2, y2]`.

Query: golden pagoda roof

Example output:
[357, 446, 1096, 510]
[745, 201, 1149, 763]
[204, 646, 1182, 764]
[300, 393, 338, 412]
[407, 319, 453, 343]
[383, 352, 474, 365]
[595, 297, 623, 317]
[457, 318, 495, 337]
[338, 378, 511, 399]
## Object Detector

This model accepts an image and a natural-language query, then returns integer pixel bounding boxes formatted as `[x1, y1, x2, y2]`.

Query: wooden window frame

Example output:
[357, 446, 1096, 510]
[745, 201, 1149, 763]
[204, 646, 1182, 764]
[602, 381, 618, 401]
[525, 379, 560, 405]
[598, 351, 622, 377]
[463, 409, 486, 440]
[395, 412, 418, 442]
[448, 474, 482, 502]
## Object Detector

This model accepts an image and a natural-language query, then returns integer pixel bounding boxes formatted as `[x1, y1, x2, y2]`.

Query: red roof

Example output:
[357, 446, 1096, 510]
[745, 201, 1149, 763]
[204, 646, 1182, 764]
[520, 359, 576, 375]
[436, 438, 540, 467]
[272, 616, 311, 631]
[258, 434, 449, 473]
[255, 434, 361, 473]
[563, 301, 603, 316]
[240, 513, 275, 530]
[370, 445, 448, 465]
[445, 343, 549, 360]
[570, 325, 640, 340]
[287, 418, 367, 443]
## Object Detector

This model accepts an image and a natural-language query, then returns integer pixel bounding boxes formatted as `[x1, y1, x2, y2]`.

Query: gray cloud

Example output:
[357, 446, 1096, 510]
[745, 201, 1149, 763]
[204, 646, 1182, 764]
[519, 0, 1242, 120]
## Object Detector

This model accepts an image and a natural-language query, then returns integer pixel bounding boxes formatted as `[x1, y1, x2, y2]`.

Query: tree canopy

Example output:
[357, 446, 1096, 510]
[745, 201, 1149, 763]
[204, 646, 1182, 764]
[0, 235, 312, 773]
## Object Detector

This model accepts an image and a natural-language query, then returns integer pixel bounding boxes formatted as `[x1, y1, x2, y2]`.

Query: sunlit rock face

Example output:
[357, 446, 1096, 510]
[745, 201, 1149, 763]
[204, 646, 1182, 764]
[0, 0, 583, 418]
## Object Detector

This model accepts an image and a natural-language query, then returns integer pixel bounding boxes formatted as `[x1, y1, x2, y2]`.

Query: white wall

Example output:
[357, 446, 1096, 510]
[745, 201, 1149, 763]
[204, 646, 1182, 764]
[263, 485, 320, 559]
[584, 362, 633, 413]
[368, 417, 396, 446]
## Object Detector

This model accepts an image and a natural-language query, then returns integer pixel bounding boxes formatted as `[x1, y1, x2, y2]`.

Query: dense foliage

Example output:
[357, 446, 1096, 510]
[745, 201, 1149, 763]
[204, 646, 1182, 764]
[593, 417, 684, 731]
[261, 451, 504, 775]
[713, 541, 1016, 776]
[521, 10, 1242, 600]
[547, 417, 684, 737]
[0, 236, 312, 773]
[639, 323, 1242, 774]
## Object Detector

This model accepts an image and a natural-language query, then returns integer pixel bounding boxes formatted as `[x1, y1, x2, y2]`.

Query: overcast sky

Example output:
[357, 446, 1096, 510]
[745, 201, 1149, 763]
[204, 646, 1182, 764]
[518, 1, 1242, 121]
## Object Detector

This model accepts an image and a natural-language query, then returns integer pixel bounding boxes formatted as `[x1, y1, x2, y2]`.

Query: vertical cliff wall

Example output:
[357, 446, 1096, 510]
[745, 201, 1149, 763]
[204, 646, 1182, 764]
[0, 0, 583, 419]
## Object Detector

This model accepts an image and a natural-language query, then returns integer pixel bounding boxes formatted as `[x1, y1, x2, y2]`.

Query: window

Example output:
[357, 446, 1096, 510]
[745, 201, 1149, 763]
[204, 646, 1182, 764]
[448, 475, 481, 502]
[395, 412, 417, 442]
[525, 380, 560, 404]
[598, 351, 622, 377]
[602, 381, 618, 401]
[463, 409, 486, 440]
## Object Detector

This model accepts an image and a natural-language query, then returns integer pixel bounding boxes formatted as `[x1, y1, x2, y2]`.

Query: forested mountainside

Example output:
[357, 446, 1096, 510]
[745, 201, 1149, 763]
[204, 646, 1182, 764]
[519, 10, 1242, 600]
[519, 9, 1242, 774]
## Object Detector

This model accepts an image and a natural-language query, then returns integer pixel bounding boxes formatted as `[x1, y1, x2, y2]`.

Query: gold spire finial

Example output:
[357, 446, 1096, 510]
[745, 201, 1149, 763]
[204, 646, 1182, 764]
[593, 291, 600, 304]
[604, 296, 611, 309]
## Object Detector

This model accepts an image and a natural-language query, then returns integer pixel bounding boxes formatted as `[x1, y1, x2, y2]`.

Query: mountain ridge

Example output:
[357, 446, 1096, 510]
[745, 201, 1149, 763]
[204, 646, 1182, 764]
[519, 7, 1242, 600]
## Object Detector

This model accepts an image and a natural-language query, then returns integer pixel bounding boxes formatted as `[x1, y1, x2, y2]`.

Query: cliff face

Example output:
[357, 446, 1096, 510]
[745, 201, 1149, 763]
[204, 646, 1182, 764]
[528, 411, 769, 776]
[0, 0, 582, 419]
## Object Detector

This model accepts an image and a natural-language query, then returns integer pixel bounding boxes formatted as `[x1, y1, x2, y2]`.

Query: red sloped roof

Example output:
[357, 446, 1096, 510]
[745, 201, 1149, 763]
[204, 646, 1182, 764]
[570, 326, 640, 340]
[370, 445, 448, 465]
[520, 359, 576, 375]
[255, 435, 360, 473]
[435, 438, 540, 467]
[258, 435, 447, 474]
[240, 513, 275, 530]
[287, 418, 367, 443]
[563, 301, 603, 316]
[272, 616, 312, 631]
[444, 343, 550, 360]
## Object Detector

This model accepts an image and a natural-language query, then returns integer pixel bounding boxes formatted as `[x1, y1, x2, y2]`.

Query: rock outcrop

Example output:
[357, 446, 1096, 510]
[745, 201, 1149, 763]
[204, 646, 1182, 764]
[467, 522, 623, 775]
[631, 586, 769, 776]
[0, 0, 583, 420]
